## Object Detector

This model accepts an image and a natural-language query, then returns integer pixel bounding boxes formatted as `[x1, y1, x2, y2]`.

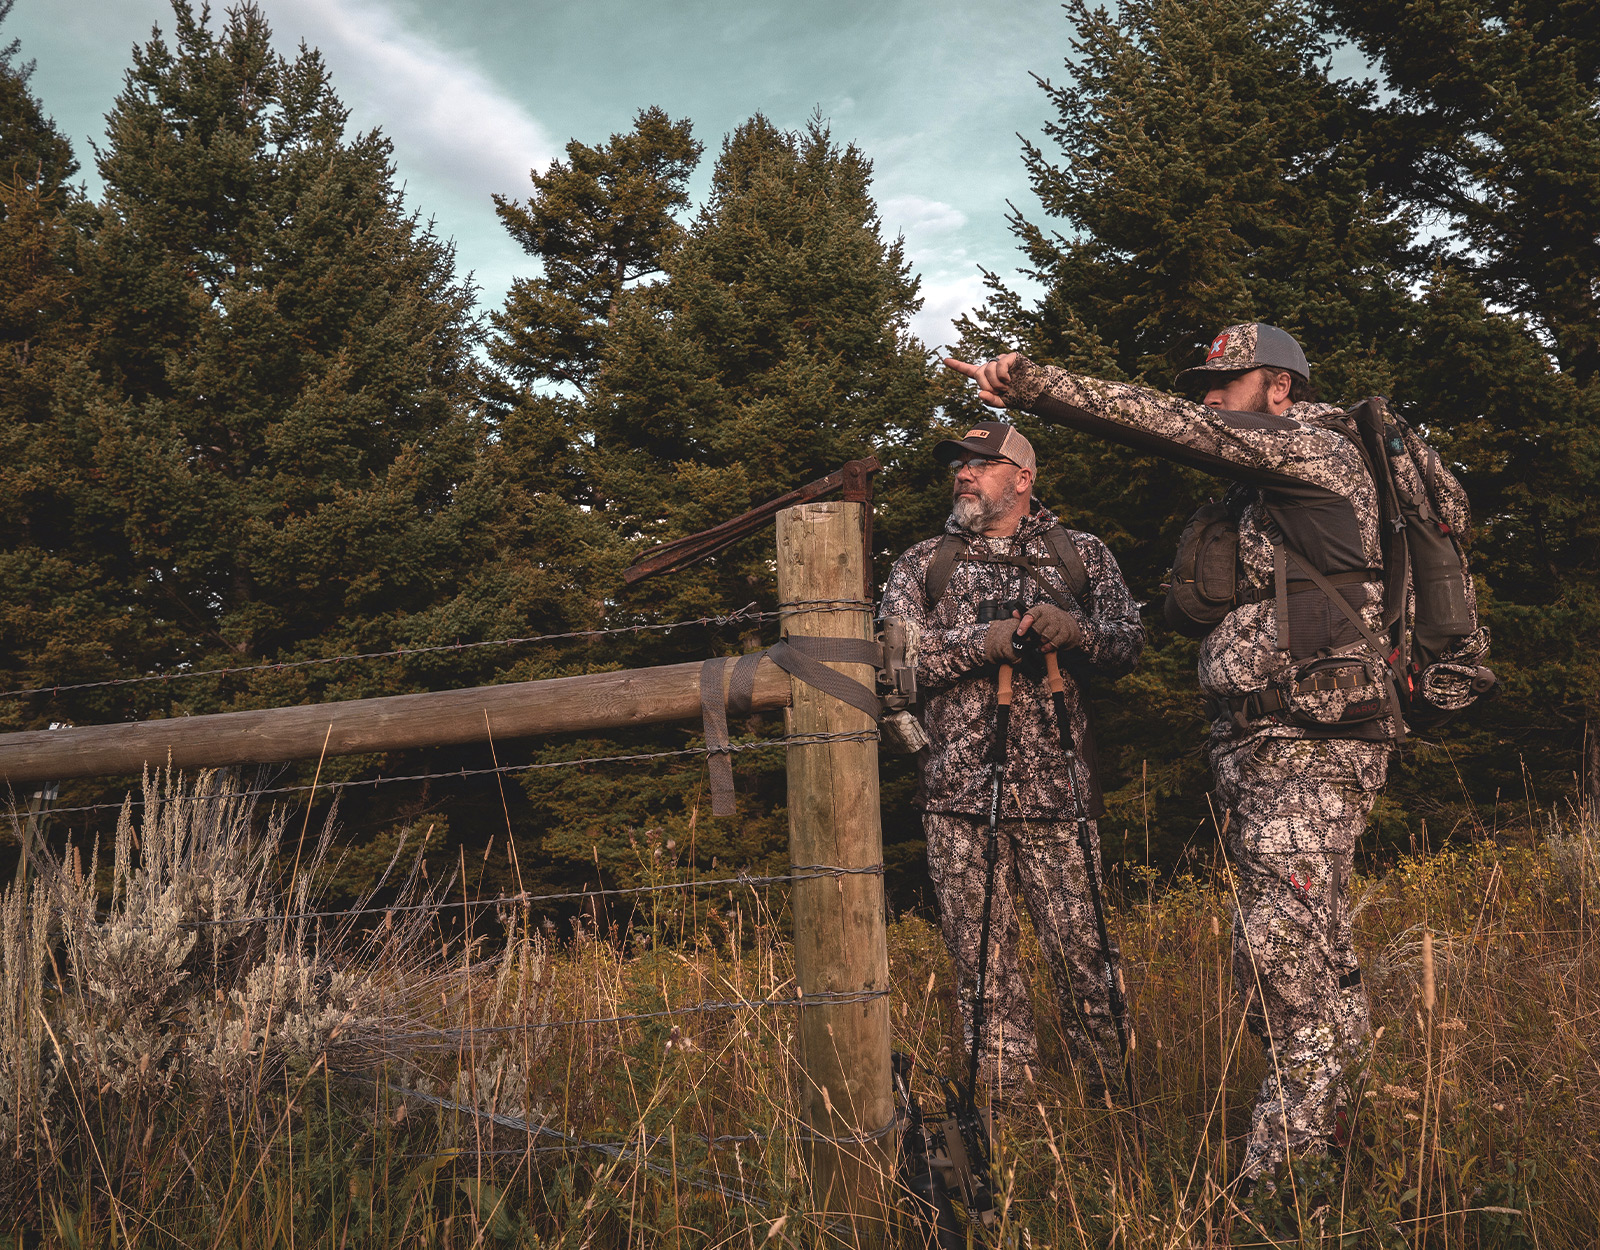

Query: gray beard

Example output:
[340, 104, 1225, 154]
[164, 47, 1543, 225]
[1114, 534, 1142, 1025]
[952, 491, 1006, 533]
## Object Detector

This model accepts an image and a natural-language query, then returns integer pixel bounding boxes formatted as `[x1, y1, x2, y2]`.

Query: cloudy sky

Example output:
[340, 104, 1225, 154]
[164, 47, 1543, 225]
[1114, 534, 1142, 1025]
[11, 0, 1079, 352]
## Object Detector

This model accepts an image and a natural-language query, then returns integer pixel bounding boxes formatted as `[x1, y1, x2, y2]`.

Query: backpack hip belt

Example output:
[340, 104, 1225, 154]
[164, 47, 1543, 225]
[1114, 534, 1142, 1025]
[1234, 568, 1380, 606]
[1205, 660, 1391, 738]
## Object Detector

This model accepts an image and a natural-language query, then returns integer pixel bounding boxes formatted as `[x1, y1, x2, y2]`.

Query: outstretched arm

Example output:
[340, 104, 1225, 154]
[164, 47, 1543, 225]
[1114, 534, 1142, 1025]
[945, 353, 1023, 409]
[945, 353, 1353, 498]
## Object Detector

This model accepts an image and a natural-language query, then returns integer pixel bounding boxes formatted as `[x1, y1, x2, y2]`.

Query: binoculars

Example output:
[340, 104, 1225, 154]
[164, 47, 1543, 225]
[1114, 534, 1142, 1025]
[976, 599, 1037, 656]
[974, 598, 1021, 624]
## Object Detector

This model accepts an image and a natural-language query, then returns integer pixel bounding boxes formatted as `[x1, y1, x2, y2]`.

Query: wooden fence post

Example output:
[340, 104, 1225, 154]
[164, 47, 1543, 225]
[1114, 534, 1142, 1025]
[776, 501, 894, 1240]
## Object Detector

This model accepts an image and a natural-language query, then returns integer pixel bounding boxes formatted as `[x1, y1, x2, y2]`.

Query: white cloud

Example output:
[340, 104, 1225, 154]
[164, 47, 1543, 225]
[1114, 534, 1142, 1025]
[880, 193, 968, 246]
[909, 270, 989, 354]
[879, 196, 989, 348]
[261, 0, 557, 203]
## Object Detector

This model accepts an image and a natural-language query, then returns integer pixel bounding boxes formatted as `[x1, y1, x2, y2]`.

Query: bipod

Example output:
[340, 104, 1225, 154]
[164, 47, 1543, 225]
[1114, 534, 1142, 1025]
[892, 1052, 964, 1249]
[1043, 649, 1142, 1138]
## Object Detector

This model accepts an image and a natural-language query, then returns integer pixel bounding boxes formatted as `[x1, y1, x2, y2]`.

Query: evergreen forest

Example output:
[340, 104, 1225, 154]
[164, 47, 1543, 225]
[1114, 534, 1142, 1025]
[4, 0, 1598, 909]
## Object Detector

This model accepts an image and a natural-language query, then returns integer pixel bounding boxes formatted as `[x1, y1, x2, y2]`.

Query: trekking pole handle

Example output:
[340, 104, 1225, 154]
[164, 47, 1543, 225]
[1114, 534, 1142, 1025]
[1044, 649, 1065, 695]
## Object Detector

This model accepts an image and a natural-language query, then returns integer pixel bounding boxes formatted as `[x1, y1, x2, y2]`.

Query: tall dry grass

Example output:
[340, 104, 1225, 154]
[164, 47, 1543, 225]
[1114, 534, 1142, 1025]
[3, 769, 1596, 1247]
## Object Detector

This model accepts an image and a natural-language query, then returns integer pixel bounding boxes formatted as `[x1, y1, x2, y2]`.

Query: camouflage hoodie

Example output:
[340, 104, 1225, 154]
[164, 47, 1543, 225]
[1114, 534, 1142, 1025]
[879, 503, 1143, 819]
[1001, 358, 1490, 744]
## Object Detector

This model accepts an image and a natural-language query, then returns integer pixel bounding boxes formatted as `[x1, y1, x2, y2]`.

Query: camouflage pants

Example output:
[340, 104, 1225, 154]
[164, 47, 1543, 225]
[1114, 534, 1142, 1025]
[924, 812, 1122, 1091]
[1212, 735, 1390, 1181]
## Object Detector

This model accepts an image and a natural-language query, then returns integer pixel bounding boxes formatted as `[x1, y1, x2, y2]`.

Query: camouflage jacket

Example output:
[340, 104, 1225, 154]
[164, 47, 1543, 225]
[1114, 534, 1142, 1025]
[879, 504, 1144, 819]
[1003, 357, 1489, 745]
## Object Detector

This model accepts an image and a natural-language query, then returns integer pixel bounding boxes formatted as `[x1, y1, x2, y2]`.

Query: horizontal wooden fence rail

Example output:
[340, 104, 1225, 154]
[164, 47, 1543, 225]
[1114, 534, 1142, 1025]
[0, 657, 792, 787]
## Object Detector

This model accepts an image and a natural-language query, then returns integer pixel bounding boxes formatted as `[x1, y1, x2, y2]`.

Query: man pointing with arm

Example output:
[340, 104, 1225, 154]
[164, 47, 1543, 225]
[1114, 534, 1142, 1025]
[946, 328, 1396, 1191]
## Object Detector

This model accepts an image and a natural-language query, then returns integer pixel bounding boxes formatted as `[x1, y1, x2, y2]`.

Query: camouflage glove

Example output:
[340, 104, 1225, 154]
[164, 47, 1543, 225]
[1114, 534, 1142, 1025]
[983, 619, 1022, 664]
[1028, 602, 1083, 652]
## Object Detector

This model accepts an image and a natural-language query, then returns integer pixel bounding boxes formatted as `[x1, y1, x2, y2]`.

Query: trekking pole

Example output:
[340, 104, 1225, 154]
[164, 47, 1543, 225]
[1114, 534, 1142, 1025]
[936, 602, 1029, 1230]
[1044, 649, 1139, 1117]
[965, 652, 1012, 1112]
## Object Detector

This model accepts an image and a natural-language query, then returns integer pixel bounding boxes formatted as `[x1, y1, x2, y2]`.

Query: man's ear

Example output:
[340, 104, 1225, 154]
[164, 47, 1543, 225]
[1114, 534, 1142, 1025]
[1016, 468, 1035, 497]
[1270, 370, 1294, 409]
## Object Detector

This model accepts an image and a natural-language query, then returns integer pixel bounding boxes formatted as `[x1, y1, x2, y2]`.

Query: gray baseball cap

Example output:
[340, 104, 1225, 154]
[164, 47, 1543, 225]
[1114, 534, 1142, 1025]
[1175, 323, 1310, 387]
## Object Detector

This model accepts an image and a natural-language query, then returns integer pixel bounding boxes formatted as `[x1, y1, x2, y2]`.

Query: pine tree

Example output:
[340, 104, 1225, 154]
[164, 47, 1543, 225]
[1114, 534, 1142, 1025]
[1318, 0, 1600, 817]
[0, 0, 76, 190]
[597, 115, 941, 614]
[493, 114, 943, 887]
[490, 106, 701, 400]
[35, 2, 486, 707]
[0, 4, 615, 894]
[0, 5, 96, 738]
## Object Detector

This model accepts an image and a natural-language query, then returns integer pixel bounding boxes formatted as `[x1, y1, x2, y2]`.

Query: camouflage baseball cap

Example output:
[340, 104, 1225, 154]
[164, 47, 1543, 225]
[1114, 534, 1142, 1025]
[932, 421, 1037, 474]
[1175, 323, 1310, 387]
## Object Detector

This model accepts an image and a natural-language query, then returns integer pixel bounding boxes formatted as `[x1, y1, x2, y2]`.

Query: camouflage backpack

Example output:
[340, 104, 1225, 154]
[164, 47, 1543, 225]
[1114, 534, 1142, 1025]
[1163, 397, 1496, 736]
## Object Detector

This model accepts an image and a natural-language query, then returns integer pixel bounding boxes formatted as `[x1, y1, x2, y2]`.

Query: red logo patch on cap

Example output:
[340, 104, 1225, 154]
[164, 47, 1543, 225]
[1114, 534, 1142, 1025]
[1205, 332, 1230, 362]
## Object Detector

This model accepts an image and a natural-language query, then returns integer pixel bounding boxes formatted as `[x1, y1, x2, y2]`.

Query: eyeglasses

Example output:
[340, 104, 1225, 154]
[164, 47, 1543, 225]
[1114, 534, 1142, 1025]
[947, 456, 1014, 476]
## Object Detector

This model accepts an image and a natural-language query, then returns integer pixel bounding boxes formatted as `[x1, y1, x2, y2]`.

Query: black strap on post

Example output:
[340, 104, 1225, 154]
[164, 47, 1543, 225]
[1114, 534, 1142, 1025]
[766, 636, 883, 721]
[727, 649, 764, 718]
[699, 636, 883, 817]
[701, 657, 737, 817]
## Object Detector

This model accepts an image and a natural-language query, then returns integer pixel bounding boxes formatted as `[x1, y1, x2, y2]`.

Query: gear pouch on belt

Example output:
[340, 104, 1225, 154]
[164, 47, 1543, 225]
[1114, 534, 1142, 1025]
[1280, 655, 1389, 729]
[1163, 499, 1240, 639]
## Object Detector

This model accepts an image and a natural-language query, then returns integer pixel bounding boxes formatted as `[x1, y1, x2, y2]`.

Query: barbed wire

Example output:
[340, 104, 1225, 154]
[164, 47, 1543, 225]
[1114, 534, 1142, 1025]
[2, 598, 875, 702]
[776, 597, 873, 618]
[378, 988, 890, 1045]
[348, 1075, 769, 1207]
[185, 862, 885, 928]
[0, 604, 768, 700]
[25, 729, 880, 819]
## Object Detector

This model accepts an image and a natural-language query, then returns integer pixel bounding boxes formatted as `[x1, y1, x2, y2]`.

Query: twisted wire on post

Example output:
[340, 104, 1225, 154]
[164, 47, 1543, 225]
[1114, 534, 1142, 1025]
[792, 1117, 900, 1146]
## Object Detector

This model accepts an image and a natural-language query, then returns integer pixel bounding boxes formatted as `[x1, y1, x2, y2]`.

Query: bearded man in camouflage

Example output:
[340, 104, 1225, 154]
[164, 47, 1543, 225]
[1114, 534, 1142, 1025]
[946, 325, 1399, 1188]
[880, 422, 1143, 1098]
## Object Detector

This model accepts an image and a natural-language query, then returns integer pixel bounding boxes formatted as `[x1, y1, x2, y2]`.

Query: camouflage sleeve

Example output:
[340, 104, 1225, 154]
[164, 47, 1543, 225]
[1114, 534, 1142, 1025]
[879, 540, 990, 692]
[1072, 532, 1143, 678]
[1006, 358, 1357, 496]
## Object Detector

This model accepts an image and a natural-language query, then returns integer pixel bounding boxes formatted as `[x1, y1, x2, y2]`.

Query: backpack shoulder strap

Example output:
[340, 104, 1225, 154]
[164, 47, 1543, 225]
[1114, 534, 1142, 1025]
[1042, 523, 1091, 611]
[923, 533, 968, 608]
[925, 525, 1095, 612]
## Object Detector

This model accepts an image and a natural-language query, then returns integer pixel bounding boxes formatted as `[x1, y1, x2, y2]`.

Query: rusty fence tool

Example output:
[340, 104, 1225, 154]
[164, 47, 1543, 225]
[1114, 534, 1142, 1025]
[623, 456, 879, 596]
